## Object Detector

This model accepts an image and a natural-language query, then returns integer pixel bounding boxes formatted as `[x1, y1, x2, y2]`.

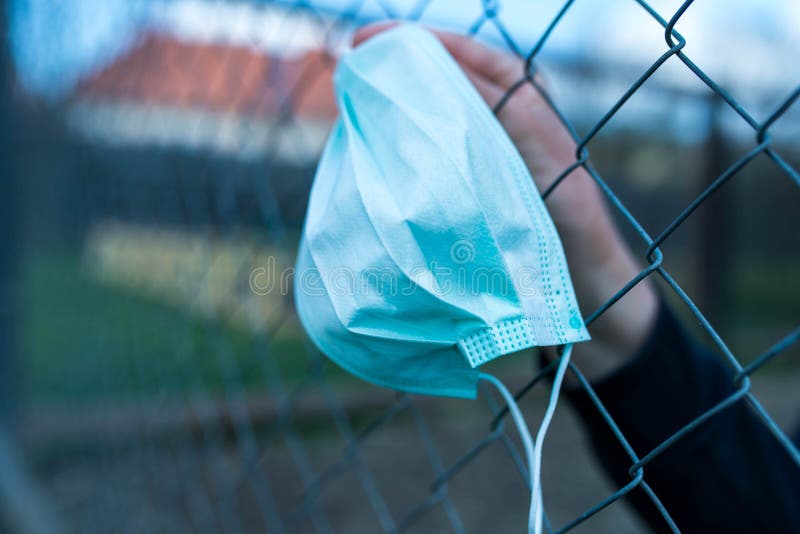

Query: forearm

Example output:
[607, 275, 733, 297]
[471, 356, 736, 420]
[543, 168, 658, 382]
[567, 302, 800, 533]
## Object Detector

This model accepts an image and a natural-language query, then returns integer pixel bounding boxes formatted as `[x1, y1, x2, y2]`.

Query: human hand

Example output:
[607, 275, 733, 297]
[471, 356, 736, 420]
[352, 24, 658, 381]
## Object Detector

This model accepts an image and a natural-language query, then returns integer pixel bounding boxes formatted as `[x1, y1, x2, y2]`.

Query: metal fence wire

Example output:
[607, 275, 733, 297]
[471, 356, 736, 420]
[2, 0, 799, 533]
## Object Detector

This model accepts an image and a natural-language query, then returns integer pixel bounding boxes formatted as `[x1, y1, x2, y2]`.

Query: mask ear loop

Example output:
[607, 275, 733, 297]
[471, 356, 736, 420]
[478, 343, 573, 534]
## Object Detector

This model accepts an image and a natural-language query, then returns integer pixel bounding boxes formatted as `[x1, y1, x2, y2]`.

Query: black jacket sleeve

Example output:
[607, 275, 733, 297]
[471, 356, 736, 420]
[566, 301, 800, 533]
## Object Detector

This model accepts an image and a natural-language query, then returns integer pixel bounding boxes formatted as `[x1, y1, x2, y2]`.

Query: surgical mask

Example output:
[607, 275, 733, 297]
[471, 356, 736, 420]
[294, 24, 589, 533]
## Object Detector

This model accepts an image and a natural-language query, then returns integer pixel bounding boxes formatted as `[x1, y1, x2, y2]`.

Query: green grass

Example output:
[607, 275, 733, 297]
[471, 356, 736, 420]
[20, 250, 317, 406]
[19, 248, 798, 407]
[727, 260, 800, 369]
[663, 257, 799, 369]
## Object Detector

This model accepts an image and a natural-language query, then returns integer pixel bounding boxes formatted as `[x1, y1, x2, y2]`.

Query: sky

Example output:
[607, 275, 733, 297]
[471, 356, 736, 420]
[9, 0, 800, 96]
[8, 0, 800, 140]
[9, 0, 147, 98]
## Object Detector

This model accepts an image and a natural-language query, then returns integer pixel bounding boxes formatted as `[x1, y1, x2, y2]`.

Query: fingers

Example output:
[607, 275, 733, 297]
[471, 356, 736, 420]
[352, 22, 400, 46]
[352, 23, 522, 90]
[430, 30, 521, 89]
[461, 66, 505, 109]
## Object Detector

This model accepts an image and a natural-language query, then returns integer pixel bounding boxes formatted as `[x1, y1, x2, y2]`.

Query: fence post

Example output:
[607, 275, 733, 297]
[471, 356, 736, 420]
[698, 96, 731, 324]
[0, 0, 17, 424]
[0, 7, 65, 533]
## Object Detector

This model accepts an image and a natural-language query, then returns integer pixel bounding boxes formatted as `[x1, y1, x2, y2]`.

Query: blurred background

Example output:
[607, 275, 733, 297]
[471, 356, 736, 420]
[1, 0, 798, 532]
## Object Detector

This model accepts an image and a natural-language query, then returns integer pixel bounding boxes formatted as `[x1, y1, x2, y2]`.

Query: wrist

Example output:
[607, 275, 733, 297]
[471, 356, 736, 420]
[558, 202, 659, 377]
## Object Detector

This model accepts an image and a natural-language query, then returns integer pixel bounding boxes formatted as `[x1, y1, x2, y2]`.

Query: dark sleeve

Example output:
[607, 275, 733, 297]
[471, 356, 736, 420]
[566, 301, 800, 533]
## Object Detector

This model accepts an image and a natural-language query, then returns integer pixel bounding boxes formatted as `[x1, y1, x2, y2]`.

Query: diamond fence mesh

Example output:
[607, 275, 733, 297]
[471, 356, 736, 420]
[1, 0, 799, 533]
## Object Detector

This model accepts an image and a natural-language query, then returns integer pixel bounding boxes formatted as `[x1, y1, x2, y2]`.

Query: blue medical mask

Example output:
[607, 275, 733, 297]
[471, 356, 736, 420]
[294, 24, 590, 533]
[295, 24, 589, 398]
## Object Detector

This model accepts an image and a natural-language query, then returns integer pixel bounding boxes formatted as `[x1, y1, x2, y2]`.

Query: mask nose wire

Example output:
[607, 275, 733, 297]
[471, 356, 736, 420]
[478, 343, 574, 534]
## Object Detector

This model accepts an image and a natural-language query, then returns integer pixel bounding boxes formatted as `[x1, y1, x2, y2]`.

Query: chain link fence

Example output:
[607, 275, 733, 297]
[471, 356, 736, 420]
[2, 0, 799, 532]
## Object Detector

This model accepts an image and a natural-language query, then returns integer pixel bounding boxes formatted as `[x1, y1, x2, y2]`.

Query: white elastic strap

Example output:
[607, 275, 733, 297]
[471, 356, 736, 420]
[478, 343, 573, 534]
[532, 343, 573, 533]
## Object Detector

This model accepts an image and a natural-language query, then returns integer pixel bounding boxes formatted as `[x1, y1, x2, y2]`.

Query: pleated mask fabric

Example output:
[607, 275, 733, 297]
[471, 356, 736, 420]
[294, 24, 590, 399]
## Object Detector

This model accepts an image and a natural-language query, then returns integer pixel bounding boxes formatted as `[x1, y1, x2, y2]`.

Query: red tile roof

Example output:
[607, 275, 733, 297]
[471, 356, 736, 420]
[75, 33, 338, 120]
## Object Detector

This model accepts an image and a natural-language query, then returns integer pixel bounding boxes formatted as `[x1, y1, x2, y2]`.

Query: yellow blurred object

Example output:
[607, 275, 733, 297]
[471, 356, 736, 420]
[83, 220, 291, 333]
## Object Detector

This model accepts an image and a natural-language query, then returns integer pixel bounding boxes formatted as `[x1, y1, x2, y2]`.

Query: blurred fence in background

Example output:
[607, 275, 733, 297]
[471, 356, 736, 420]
[1, 0, 798, 532]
